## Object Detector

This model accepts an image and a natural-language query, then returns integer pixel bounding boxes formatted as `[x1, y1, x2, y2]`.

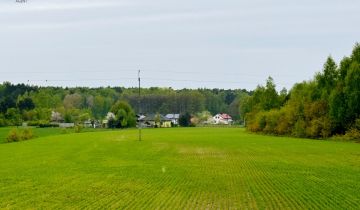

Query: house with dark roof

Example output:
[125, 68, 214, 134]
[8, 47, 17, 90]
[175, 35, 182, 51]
[165, 114, 180, 125]
[140, 114, 172, 128]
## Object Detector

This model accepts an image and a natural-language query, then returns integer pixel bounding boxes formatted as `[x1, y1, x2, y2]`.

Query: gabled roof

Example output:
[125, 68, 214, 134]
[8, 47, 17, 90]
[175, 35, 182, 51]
[214, 113, 232, 120]
[220, 113, 232, 119]
[165, 114, 180, 119]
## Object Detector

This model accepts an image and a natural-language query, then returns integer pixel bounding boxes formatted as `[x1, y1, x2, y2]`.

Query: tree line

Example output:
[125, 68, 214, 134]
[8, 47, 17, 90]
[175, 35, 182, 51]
[241, 43, 360, 139]
[0, 83, 250, 127]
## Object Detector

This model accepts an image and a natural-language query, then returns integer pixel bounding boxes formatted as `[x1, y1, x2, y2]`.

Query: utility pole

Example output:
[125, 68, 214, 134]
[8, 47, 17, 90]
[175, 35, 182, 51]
[138, 70, 142, 141]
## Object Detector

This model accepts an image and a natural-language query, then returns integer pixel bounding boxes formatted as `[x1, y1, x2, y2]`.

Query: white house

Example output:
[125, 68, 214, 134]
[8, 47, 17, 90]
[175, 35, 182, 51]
[102, 112, 115, 128]
[213, 113, 233, 125]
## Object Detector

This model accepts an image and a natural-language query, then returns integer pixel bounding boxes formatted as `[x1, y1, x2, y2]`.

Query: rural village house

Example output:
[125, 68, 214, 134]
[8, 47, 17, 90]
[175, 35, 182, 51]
[84, 119, 101, 128]
[165, 114, 180, 125]
[212, 113, 233, 125]
[50, 111, 75, 128]
[140, 114, 172, 128]
[102, 112, 115, 128]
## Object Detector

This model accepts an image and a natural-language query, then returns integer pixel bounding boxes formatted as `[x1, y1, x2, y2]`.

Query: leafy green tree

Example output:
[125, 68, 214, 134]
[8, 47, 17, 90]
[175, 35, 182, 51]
[263, 77, 280, 110]
[110, 101, 136, 128]
[344, 62, 360, 123]
[196, 111, 212, 123]
[316, 56, 338, 98]
[5, 108, 22, 126]
[17, 97, 35, 111]
[63, 93, 83, 109]
[179, 113, 191, 127]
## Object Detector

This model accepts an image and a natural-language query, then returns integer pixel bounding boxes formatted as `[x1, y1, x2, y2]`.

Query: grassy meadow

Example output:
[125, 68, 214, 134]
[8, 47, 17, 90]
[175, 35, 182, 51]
[0, 127, 108, 144]
[0, 128, 359, 209]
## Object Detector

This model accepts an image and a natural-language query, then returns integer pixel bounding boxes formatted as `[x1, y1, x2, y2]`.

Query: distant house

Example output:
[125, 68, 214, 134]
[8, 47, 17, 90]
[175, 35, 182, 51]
[50, 111, 73, 127]
[84, 120, 92, 128]
[51, 111, 64, 123]
[140, 114, 172, 128]
[102, 112, 115, 128]
[84, 119, 101, 128]
[137, 114, 146, 121]
[165, 114, 180, 125]
[213, 113, 233, 125]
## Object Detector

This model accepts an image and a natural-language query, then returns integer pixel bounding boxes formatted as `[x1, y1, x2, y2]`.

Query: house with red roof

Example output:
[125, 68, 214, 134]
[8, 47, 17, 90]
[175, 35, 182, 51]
[212, 113, 233, 125]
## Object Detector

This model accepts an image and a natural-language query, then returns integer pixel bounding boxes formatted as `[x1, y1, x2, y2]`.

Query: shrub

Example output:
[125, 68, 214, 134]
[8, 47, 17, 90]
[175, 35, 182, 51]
[6, 128, 35, 143]
[0, 118, 7, 127]
[263, 110, 281, 134]
[344, 128, 360, 140]
[275, 110, 292, 135]
[39, 122, 58, 128]
[74, 125, 83, 133]
[355, 118, 360, 130]
[6, 129, 21, 143]
[292, 119, 306, 138]
[179, 113, 191, 127]
[320, 117, 332, 138]
[306, 119, 322, 138]
[248, 112, 266, 132]
[305, 117, 332, 138]
[21, 128, 34, 140]
[246, 112, 258, 132]
[28, 120, 50, 127]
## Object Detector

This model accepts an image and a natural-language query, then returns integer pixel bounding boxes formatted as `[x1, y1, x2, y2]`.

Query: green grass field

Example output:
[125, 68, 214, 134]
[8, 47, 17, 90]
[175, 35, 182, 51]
[0, 128, 359, 209]
[0, 127, 108, 144]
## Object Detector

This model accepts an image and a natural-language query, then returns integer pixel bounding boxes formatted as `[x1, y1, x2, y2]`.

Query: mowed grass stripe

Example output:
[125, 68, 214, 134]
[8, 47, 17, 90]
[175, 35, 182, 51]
[0, 128, 359, 209]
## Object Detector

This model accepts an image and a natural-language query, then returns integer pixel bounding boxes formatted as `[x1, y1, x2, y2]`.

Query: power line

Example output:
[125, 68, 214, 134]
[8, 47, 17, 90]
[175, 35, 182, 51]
[25, 78, 136, 82]
[0, 69, 303, 78]
[22, 77, 294, 87]
[4, 77, 293, 86]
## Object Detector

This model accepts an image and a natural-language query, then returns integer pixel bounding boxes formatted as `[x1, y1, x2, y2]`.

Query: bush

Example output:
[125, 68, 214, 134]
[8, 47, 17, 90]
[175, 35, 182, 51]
[355, 118, 360, 130]
[74, 125, 83, 133]
[248, 112, 266, 132]
[27, 120, 48, 127]
[6, 129, 21, 143]
[344, 128, 360, 140]
[306, 119, 322, 138]
[6, 128, 35, 143]
[0, 118, 7, 127]
[263, 110, 281, 134]
[292, 119, 306, 138]
[320, 117, 332, 138]
[39, 122, 59, 128]
[179, 113, 191, 127]
[275, 110, 292, 135]
[21, 128, 34, 140]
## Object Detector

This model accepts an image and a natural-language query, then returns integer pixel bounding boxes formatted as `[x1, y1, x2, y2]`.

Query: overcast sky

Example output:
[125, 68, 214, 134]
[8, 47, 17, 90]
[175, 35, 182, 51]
[0, 0, 359, 90]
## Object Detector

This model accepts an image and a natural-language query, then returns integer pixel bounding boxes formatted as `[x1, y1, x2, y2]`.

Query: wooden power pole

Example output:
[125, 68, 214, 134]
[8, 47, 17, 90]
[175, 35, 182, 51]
[138, 70, 142, 141]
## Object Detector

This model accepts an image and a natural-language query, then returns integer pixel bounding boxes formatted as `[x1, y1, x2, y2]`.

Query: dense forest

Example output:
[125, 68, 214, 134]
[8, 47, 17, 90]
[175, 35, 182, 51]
[0, 83, 250, 126]
[241, 43, 360, 139]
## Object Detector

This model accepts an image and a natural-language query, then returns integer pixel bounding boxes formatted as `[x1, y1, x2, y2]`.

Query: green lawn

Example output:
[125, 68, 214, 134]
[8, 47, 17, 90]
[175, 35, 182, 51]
[0, 128, 359, 209]
[0, 127, 108, 144]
